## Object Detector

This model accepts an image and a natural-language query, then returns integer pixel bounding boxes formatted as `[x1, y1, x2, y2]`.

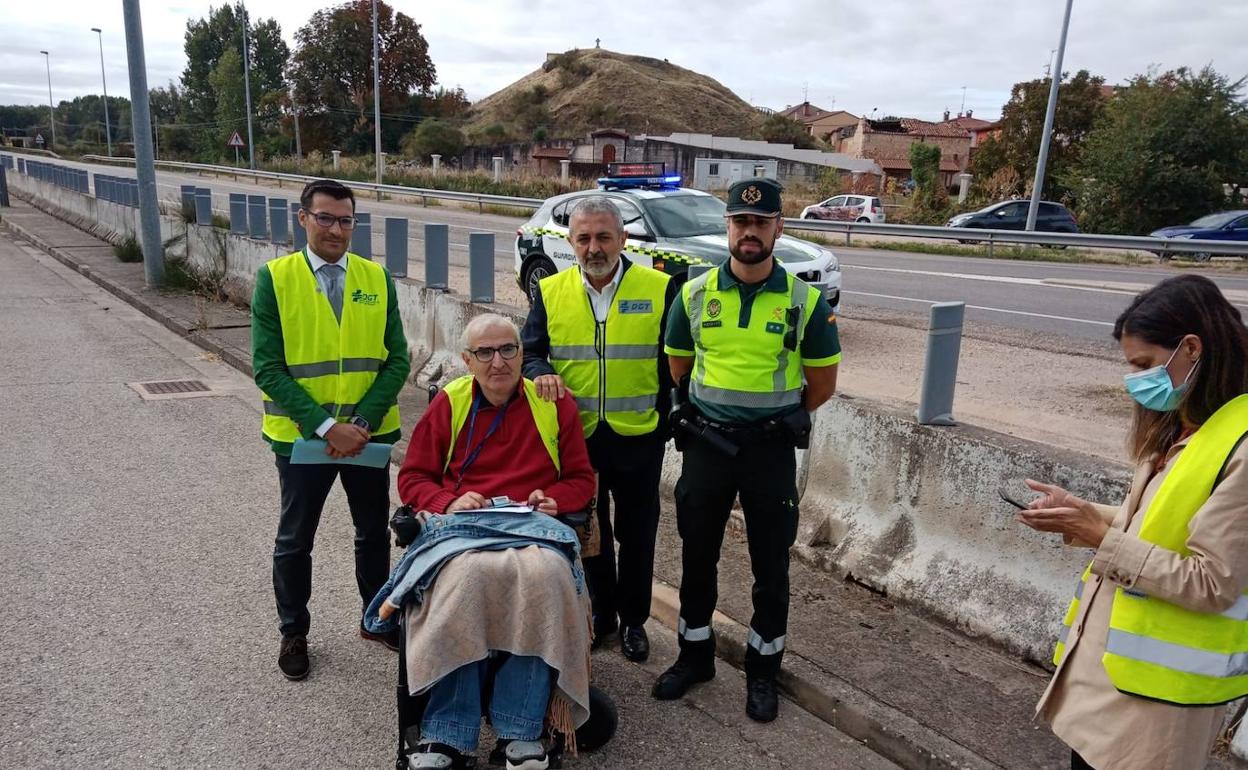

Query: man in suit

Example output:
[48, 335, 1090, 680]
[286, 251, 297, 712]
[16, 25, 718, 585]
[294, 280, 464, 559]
[522, 196, 676, 663]
[251, 178, 410, 680]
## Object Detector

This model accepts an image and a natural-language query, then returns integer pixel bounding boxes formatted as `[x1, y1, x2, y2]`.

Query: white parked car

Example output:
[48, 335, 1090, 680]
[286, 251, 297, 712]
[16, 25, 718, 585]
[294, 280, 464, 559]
[799, 194, 886, 224]
[515, 172, 842, 310]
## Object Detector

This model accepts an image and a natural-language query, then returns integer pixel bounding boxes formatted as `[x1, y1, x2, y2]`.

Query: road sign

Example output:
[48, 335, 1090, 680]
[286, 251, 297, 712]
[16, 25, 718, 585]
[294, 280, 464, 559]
[35, 134, 44, 147]
[227, 131, 245, 148]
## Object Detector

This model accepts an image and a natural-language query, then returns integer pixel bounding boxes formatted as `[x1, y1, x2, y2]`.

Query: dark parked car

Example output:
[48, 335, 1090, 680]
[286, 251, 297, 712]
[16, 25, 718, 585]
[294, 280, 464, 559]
[1149, 211, 1248, 262]
[946, 200, 1079, 243]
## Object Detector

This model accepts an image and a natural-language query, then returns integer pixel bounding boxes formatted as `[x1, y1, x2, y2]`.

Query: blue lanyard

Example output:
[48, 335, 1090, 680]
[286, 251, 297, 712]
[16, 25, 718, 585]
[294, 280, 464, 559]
[454, 390, 511, 491]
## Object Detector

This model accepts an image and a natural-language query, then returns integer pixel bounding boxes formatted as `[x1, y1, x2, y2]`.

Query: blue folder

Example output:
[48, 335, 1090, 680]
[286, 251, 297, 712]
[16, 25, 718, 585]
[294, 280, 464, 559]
[290, 439, 393, 468]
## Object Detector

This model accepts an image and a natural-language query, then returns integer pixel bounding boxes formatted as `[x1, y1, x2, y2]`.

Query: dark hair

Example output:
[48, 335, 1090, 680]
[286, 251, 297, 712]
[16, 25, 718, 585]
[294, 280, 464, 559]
[299, 178, 355, 211]
[1113, 274, 1248, 461]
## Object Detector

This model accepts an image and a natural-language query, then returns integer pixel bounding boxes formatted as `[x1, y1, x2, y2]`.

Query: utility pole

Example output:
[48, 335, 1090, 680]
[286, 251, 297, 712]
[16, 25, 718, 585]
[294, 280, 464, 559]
[91, 28, 113, 157]
[152, 113, 159, 160]
[241, 4, 256, 170]
[39, 51, 56, 149]
[121, 0, 165, 286]
[372, 0, 383, 186]
[291, 91, 303, 161]
[1026, 0, 1074, 232]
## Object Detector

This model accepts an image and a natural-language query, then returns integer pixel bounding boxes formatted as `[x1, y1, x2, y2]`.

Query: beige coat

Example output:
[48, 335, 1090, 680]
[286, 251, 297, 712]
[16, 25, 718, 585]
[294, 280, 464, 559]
[1037, 436, 1248, 770]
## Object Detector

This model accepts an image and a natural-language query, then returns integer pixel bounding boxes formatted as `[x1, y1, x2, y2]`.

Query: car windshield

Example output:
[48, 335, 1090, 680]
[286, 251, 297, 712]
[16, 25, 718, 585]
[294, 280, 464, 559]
[641, 195, 728, 238]
[1190, 211, 1241, 228]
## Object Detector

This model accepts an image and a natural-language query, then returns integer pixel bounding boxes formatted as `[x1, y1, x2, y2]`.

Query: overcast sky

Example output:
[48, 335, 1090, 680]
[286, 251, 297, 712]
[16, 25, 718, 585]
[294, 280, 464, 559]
[1, 0, 1245, 125]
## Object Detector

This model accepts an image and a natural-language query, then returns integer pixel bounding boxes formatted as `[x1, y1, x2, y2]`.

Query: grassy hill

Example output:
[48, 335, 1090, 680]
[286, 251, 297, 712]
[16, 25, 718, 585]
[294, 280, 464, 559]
[463, 48, 765, 142]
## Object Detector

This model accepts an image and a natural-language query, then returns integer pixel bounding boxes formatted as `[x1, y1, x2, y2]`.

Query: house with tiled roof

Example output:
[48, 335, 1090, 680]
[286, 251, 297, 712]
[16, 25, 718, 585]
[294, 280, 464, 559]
[834, 115, 973, 186]
[776, 101, 861, 142]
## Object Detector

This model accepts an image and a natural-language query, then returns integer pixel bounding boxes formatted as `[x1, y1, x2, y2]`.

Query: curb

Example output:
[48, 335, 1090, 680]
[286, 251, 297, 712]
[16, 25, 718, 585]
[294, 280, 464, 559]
[648, 580, 996, 770]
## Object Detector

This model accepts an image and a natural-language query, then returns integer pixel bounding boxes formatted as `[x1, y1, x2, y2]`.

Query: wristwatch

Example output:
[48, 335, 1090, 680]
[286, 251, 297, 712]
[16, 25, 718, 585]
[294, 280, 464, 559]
[350, 415, 371, 431]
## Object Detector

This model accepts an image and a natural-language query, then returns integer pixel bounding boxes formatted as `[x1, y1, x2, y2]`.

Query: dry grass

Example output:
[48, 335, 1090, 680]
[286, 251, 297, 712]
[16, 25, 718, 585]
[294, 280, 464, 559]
[463, 48, 765, 141]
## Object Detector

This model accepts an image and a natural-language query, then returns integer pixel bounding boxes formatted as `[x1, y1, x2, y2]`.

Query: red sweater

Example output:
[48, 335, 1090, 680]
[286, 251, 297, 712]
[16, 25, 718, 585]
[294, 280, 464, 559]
[398, 381, 596, 515]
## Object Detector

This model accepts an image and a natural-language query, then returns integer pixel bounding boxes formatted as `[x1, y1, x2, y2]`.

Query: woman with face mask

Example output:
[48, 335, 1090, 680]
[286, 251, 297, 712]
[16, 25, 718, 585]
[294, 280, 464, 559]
[1018, 274, 1248, 770]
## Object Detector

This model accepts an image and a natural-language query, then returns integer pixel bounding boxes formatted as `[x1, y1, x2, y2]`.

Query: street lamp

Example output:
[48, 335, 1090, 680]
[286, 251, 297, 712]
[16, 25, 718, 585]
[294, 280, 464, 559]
[39, 50, 55, 149]
[90, 28, 113, 157]
[372, 0, 383, 185]
[1026, 0, 1075, 231]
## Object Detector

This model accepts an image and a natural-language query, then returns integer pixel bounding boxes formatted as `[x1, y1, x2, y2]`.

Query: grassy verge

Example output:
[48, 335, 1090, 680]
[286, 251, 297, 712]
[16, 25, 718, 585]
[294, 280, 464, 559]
[113, 235, 142, 263]
[470, 203, 536, 218]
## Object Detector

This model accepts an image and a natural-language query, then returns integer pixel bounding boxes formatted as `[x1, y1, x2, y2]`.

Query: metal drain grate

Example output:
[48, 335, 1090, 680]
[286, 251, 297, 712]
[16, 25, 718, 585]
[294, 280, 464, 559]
[140, 379, 209, 395]
[128, 379, 219, 401]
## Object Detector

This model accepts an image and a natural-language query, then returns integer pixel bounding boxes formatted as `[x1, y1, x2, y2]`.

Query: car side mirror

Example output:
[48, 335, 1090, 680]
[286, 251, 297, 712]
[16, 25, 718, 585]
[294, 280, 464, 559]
[624, 222, 653, 241]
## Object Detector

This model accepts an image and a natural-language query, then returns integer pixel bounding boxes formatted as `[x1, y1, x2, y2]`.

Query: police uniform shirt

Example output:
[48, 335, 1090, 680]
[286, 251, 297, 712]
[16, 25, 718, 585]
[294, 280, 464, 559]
[664, 261, 841, 425]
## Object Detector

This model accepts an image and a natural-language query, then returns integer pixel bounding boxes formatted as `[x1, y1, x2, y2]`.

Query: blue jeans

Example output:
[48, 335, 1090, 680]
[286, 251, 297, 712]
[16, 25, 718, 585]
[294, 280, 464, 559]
[421, 654, 554, 753]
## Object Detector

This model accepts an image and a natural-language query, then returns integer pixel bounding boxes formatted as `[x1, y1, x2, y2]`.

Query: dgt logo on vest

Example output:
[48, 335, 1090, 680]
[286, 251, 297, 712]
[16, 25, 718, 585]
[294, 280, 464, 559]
[351, 289, 379, 306]
[617, 299, 653, 314]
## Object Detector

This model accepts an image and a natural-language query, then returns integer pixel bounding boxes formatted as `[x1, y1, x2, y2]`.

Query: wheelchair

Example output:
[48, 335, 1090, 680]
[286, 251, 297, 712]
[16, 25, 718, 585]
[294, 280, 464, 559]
[389, 505, 619, 770]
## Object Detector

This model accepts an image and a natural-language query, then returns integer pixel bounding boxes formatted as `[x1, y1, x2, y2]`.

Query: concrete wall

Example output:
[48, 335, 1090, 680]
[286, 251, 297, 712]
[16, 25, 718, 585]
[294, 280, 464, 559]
[9, 168, 1134, 662]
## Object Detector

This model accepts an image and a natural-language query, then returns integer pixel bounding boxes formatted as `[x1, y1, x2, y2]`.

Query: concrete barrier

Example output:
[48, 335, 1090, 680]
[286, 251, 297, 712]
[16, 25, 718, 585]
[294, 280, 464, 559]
[7, 173, 1134, 660]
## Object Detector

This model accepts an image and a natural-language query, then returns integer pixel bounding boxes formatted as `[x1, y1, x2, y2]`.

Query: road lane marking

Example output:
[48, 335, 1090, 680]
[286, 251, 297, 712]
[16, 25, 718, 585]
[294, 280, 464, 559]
[842, 290, 1115, 327]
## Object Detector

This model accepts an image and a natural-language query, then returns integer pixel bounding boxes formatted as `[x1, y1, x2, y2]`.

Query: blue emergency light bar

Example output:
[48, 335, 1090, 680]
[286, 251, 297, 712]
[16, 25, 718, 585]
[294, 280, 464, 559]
[597, 174, 682, 190]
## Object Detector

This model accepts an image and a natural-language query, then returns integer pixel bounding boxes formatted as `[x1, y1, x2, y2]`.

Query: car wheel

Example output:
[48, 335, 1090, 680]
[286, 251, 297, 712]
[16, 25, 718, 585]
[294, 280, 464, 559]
[522, 255, 557, 304]
[957, 239, 973, 245]
[1193, 251, 1213, 262]
[856, 217, 871, 223]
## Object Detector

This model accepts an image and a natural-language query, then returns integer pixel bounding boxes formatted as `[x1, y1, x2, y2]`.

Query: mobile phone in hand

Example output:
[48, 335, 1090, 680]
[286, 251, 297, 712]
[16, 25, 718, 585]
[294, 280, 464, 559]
[998, 489, 1028, 510]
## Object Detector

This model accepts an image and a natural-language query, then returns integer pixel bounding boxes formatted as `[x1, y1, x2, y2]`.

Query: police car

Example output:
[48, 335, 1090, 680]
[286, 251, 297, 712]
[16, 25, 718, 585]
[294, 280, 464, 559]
[514, 164, 842, 310]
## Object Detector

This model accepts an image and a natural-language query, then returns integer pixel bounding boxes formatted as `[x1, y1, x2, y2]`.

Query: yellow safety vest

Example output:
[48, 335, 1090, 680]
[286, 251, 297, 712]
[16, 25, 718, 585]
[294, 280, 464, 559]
[539, 263, 670, 437]
[442, 375, 561, 475]
[260, 251, 400, 442]
[683, 266, 819, 412]
[1054, 393, 1248, 705]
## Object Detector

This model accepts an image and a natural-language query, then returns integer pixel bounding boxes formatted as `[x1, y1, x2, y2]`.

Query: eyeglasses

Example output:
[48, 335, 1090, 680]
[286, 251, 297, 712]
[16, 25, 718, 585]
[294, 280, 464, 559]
[304, 210, 357, 230]
[467, 343, 520, 362]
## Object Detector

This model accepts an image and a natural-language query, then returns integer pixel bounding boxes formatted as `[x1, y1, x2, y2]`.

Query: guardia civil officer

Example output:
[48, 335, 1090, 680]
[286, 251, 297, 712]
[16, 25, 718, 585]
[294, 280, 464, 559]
[522, 196, 676, 663]
[652, 178, 840, 722]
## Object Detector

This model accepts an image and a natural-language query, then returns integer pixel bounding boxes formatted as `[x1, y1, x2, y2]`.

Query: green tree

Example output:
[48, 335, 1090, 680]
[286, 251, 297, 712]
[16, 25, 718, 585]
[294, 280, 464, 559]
[180, 3, 288, 158]
[1065, 66, 1248, 235]
[757, 114, 816, 149]
[907, 142, 951, 223]
[970, 70, 1107, 200]
[289, 0, 436, 153]
[400, 118, 465, 161]
[209, 48, 247, 154]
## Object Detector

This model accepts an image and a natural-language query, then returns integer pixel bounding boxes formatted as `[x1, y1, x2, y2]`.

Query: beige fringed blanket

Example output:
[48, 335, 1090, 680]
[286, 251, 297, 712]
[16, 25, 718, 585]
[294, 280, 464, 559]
[404, 545, 592, 751]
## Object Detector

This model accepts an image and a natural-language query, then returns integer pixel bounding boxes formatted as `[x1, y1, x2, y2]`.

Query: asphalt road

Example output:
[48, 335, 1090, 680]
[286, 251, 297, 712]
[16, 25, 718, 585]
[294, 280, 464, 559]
[0, 234, 894, 769]
[31, 155, 1248, 341]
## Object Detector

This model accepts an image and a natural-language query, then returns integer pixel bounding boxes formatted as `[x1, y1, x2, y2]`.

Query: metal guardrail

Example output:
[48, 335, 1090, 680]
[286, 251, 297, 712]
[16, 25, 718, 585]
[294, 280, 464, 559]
[80, 155, 545, 213]
[786, 217, 1248, 259]
[73, 154, 1248, 259]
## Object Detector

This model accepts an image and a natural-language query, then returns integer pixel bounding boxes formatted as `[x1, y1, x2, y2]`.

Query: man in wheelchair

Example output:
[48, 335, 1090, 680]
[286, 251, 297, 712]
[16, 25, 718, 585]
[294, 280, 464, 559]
[364, 314, 600, 770]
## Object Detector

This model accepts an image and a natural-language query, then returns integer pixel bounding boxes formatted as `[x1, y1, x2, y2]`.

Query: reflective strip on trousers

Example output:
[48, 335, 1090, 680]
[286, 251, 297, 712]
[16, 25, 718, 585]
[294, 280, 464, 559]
[690, 381, 802, 409]
[574, 394, 657, 414]
[263, 401, 357, 418]
[1106, 629, 1248, 678]
[747, 629, 786, 656]
[678, 618, 712, 642]
[286, 357, 383, 378]
[549, 343, 658, 360]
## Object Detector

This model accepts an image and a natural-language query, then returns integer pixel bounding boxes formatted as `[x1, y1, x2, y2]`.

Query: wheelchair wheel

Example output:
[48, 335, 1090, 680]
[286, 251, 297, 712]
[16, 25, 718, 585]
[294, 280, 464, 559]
[575, 685, 618, 752]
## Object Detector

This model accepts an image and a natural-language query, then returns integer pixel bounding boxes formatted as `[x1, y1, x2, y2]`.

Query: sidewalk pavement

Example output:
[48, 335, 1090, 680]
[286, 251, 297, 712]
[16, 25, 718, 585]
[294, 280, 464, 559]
[4, 196, 1240, 770]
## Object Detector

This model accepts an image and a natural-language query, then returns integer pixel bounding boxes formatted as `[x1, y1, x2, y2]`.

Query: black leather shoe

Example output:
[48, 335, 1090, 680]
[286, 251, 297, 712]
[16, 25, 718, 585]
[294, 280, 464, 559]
[278, 634, 309, 680]
[651, 659, 715, 700]
[620, 625, 649, 662]
[360, 623, 401, 652]
[590, 615, 618, 651]
[745, 675, 779, 722]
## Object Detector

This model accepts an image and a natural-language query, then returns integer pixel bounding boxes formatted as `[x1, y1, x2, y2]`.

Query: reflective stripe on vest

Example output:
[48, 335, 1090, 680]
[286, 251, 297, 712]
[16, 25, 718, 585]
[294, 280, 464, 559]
[260, 251, 399, 442]
[539, 263, 669, 438]
[442, 375, 561, 475]
[683, 266, 814, 410]
[1053, 394, 1248, 705]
